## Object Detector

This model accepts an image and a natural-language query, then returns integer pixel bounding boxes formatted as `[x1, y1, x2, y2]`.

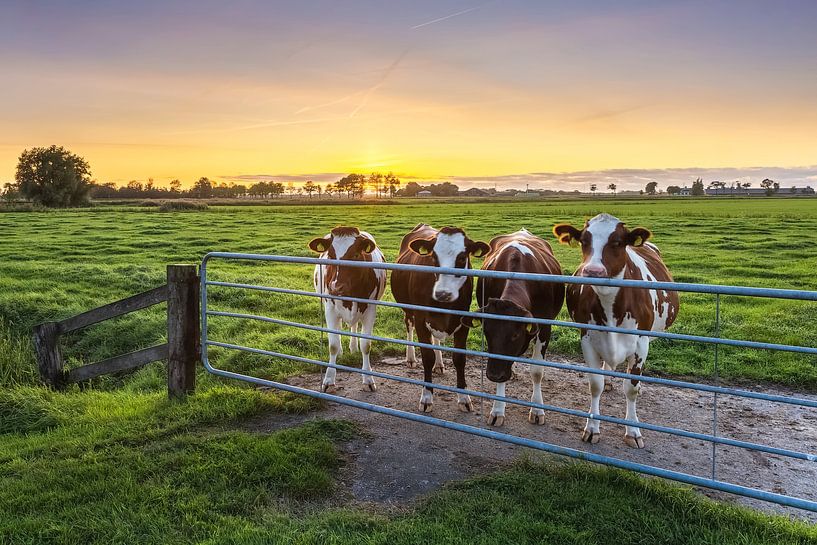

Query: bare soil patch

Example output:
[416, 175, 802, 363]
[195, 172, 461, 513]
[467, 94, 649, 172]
[242, 354, 817, 520]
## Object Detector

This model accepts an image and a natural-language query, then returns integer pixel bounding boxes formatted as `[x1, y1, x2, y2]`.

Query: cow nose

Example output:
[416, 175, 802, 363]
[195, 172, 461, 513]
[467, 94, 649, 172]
[486, 359, 512, 383]
[582, 265, 607, 278]
[433, 290, 454, 302]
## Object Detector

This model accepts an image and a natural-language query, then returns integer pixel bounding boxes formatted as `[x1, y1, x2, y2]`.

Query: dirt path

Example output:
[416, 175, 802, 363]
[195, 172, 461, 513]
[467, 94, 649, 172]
[244, 354, 817, 520]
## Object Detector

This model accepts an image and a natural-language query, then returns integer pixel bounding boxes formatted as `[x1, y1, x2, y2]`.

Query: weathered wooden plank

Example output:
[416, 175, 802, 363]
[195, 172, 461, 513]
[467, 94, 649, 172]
[33, 322, 65, 389]
[57, 285, 168, 334]
[166, 265, 199, 398]
[65, 343, 169, 384]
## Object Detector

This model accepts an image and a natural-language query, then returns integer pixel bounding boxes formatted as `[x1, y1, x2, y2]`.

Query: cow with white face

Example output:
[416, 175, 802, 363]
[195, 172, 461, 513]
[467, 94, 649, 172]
[309, 226, 386, 393]
[391, 223, 490, 413]
[553, 213, 679, 449]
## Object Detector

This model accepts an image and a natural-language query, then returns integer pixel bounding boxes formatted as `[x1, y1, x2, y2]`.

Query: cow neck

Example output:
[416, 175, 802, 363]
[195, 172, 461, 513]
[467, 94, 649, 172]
[590, 268, 625, 323]
[499, 278, 532, 314]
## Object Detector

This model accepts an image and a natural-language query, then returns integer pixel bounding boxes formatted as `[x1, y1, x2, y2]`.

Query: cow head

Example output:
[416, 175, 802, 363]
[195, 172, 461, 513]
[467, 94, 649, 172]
[553, 213, 651, 279]
[408, 227, 489, 303]
[308, 226, 376, 295]
[462, 298, 537, 383]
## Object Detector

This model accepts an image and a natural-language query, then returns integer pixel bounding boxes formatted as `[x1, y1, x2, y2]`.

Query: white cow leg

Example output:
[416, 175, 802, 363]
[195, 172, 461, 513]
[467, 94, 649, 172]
[322, 311, 342, 394]
[349, 321, 359, 353]
[359, 308, 377, 392]
[623, 339, 649, 449]
[602, 361, 613, 392]
[405, 319, 417, 367]
[432, 337, 445, 374]
[581, 337, 604, 443]
[487, 381, 506, 426]
[528, 338, 547, 425]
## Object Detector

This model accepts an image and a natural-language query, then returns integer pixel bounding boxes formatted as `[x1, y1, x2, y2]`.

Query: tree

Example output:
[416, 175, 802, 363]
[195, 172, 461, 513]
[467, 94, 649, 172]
[1, 182, 20, 203]
[760, 178, 777, 196]
[385, 172, 400, 197]
[169, 179, 182, 194]
[15, 145, 92, 207]
[401, 181, 423, 197]
[303, 180, 317, 198]
[666, 185, 681, 195]
[607, 183, 617, 196]
[645, 181, 658, 195]
[691, 178, 705, 196]
[324, 183, 334, 198]
[368, 172, 384, 198]
[287, 182, 296, 197]
[590, 183, 597, 196]
[191, 177, 213, 198]
[270, 182, 285, 198]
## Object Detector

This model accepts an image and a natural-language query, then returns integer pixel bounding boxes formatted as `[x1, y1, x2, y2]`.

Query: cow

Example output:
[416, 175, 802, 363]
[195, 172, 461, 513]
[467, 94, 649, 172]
[391, 223, 490, 413]
[461, 229, 565, 427]
[309, 226, 386, 393]
[553, 213, 679, 449]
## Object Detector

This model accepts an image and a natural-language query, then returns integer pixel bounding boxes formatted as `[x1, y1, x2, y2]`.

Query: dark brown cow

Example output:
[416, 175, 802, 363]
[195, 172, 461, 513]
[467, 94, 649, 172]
[391, 223, 489, 413]
[309, 226, 386, 393]
[463, 229, 564, 427]
[553, 213, 679, 448]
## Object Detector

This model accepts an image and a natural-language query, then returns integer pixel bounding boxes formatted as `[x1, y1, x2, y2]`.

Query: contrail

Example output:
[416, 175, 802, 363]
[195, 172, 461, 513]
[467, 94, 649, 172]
[348, 49, 408, 118]
[411, 6, 479, 30]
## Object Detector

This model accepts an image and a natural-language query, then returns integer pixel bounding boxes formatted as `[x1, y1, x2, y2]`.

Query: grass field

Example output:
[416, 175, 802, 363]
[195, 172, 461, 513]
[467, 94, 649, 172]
[2, 198, 816, 543]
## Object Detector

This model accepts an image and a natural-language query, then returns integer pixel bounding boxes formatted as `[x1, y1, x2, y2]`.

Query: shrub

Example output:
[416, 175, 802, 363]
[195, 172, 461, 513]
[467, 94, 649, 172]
[158, 200, 208, 212]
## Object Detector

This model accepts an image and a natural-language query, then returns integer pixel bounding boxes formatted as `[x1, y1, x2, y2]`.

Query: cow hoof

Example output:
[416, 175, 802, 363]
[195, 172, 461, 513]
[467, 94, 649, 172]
[487, 414, 505, 427]
[433, 365, 445, 375]
[458, 400, 473, 413]
[322, 383, 337, 394]
[603, 381, 613, 393]
[419, 402, 433, 413]
[528, 412, 546, 425]
[406, 360, 417, 368]
[362, 382, 377, 392]
[624, 435, 645, 449]
[581, 430, 601, 444]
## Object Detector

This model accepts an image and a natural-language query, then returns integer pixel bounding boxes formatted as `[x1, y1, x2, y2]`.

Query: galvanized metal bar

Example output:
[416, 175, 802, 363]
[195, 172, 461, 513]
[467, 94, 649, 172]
[200, 349, 817, 513]
[205, 339, 817, 463]
[712, 294, 721, 481]
[205, 281, 817, 356]
[202, 252, 817, 301]
[206, 309, 817, 409]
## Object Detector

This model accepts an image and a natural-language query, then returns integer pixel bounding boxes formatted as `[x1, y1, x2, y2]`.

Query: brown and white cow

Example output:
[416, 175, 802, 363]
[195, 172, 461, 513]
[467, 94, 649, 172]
[309, 226, 386, 393]
[553, 213, 679, 449]
[462, 229, 565, 427]
[391, 223, 489, 413]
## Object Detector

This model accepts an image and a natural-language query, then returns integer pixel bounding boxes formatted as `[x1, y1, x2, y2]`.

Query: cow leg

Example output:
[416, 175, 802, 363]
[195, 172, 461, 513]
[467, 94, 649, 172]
[623, 338, 649, 449]
[415, 321, 435, 412]
[528, 334, 549, 425]
[431, 336, 445, 374]
[405, 316, 417, 367]
[359, 307, 377, 392]
[603, 361, 613, 392]
[487, 381, 506, 426]
[453, 326, 472, 412]
[580, 335, 604, 443]
[322, 308, 342, 394]
[349, 321, 359, 353]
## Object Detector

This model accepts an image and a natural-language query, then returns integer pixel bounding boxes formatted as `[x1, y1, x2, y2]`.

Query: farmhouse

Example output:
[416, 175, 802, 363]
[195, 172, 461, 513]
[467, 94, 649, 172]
[416, 190, 432, 197]
[458, 187, 490, 197]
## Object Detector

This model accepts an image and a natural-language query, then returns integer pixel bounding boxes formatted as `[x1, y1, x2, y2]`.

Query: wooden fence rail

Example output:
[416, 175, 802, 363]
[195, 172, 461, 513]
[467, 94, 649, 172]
[33, 264, 199, 398]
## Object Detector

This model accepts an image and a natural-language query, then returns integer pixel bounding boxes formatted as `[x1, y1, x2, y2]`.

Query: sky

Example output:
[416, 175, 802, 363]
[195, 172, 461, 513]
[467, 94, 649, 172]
[1, 0, 816, 190]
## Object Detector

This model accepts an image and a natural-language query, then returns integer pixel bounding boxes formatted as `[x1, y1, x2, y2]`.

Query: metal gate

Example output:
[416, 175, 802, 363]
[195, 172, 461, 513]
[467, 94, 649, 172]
[200, 251, 817, 513]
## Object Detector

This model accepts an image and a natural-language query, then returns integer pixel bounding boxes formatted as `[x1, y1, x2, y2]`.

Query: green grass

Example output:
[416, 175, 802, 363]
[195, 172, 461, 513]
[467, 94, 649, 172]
[1, 198, 816, 542]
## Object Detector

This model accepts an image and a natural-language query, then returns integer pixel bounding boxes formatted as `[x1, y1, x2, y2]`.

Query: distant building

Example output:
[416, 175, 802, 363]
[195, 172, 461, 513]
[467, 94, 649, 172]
[705, 186, 814, 196]
[458, 187, 490, 197]
[679, 186, 691, 196]
[417, 190, 433, 197]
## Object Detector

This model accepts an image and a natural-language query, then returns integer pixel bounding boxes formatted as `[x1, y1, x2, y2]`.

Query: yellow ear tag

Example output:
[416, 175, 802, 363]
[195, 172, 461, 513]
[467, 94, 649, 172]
[316, 242, 326, 252]
[633, 236, 643, 247]
[568, 238, 580, 248]
[418, 246, 430, 255]
[526, 322, 535, 333]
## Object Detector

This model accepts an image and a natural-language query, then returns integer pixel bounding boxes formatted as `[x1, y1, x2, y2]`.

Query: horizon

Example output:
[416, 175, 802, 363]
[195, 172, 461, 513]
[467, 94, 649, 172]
[2, 1, 816, 191]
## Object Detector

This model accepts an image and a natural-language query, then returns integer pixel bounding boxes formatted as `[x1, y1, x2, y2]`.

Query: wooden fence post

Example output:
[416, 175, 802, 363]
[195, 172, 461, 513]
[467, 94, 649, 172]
[33, 321, 64, 389]
[167, 264, 200, 398]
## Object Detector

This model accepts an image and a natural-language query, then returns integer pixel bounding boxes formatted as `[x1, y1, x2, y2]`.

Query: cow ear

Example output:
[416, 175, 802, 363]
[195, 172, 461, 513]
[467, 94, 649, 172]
[358, 236, 376, 254]
[525, 321, 539, 335]
[409, 237, 435, 255]
[461, 316, 481, 329]
[553, 224, 582, 248]
[627, 228, 651, 247]
[469, 241, 490, 258]
[308, 236, 331, 253]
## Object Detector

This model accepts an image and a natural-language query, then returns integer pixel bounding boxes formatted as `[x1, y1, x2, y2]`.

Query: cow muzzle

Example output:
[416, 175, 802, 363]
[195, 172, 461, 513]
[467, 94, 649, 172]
[432, 289, 456, 303]
[581, 264, 608, 278]
[486, 358, 513, 383]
